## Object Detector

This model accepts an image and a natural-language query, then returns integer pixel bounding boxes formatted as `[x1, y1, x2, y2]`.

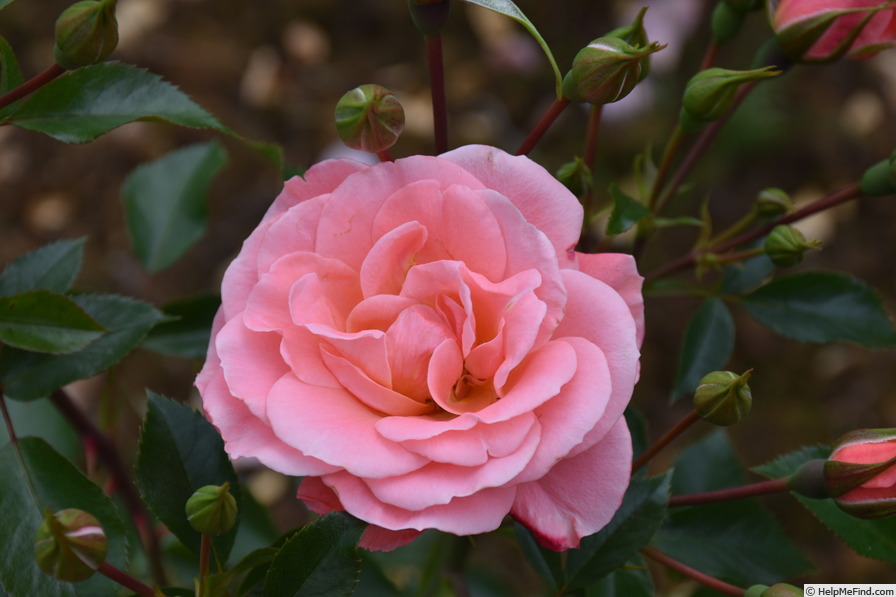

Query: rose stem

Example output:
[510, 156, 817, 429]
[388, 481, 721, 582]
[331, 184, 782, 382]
[646, 182, 865, 282]
[49, 389, 168, 586]
[97, 562, 155, 597]
[580, 104, 603, 222]
[376, 148, 395, 162]
[515, 96, 571, 156]
[427, 35, 448, 154]
[648, 124, 685, 211]
[0, 63, 66, 110]
[652, 81, 758, 217]
[632, 410, 700, 473]
[197, 534, 211, 596]
[700, 40, 720, 71]
[668, 477, 791, 507]
[642, 546, 744, 597]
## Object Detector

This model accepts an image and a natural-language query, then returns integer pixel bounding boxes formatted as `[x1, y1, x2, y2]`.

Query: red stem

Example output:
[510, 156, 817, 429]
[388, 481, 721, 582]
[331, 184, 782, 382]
[0, 63, 66, 110]
[632, 410, 700, 473]
[49, 389, 167, 586]
[515, 97, 571, 156]
[97, 562, 155, 597]
[642, 546, 745, 597]
[426, 35, 448, 154]
[646, 182, 865, 282]
[669, 477, 791, 507]
[700, 40, 720, 71]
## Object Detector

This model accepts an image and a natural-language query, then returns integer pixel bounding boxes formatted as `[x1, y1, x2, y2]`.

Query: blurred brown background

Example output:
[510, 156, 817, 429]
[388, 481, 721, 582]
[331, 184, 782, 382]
[1, 0, 895, 591]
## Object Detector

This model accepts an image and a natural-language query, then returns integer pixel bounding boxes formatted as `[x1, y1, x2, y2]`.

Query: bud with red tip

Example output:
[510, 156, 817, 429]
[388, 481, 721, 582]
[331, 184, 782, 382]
[335, 84, 405, 154]
[824, 428, 896, 519]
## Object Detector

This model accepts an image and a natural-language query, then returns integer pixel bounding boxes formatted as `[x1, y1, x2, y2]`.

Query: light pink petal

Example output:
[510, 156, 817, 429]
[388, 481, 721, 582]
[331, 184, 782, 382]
[360, 221, 428, 298]
[511, 418, 632, 551]
[279, 326, 340, 388]
[320, 346, 434, 416]
[315, 156, 485, 268]
[491, 287, 548, 391]
[375, 411, 482, 442]
[197, 313, 338, 476]
[219, 214, 281, 320]
[551, 269, 639, 448]
[307, 324, 392, 387]
[386, 306, 454, 401]
[398, 413, 538, 466]
[512, 337, 612, 484]
[264, 159, 368, 220]
[363, 422, 541, 510]
[576, 252, 645, 347]
[346, 294, 419, 333]
[266, 374, 427, 477]
[321, 471, 516, 534]
[440, 145, 583, 265]
[215, 314, 288, 422]
[256, 195, 329, 274]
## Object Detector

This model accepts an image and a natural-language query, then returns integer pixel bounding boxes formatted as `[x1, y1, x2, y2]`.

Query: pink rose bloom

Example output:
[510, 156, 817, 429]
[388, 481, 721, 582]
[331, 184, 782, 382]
[195, 145, 644, 551]
[825, 429, 896, 518]
[771, 0, 896, 61]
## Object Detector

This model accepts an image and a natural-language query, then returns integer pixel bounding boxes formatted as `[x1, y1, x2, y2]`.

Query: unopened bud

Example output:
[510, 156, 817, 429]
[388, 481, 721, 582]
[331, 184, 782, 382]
[724, 0, 762, 12]
[562, 37, 665, 105]
[772, 3, 896, 62]
[860, 152, 896, 197]
[335, 84, 405, 154]
[764, 225, 820, 267]
[186, 482, 238, 536]
[34, 509, 107, 582]
[679, 66, 780, 131]
[408, 0, 450, 38]
[555, 158, 593, 198]
[762, 584, 805, 597]
[712, 2, 746, 43]
[54, 0, 119, 70]
[755, 187, 793, 218]
[824, 428, 896, 519]
[744, 586, 770, 597]
[693, 369, 752, 426]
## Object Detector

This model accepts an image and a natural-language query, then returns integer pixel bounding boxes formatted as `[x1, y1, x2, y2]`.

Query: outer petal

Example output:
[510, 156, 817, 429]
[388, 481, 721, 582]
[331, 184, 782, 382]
[264, 159, 368, 220]
[510, 418, 632, 551]
[577, 252, 645, 347]
[439, 145, 584, 265]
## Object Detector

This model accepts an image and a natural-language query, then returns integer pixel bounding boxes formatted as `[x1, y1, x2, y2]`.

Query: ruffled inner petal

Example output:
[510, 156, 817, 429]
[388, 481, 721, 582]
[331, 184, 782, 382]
[360, 221, 428, 298]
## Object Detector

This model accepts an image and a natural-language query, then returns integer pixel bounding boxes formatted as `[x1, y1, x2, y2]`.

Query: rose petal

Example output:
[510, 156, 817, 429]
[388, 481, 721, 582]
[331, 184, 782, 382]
[577, 252, 645, 347]
[360, 221, 428, 298]
[397, 414, 538, 466]
[266, 374, 428, 477]
[511, 418, 632, 551]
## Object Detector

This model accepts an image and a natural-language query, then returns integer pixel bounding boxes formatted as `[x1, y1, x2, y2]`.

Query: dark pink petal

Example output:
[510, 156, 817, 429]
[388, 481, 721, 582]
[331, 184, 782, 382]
[511, 418, 632, 551]
[321, 471, 516, 533]
[266, 374, 428, 477]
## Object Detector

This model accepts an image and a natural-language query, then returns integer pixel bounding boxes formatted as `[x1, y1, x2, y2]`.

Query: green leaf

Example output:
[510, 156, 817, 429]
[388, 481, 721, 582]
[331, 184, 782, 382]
[0, 437, 128, 597]
[122, 142, 229, 273]
[0, 0, 15, 11]
[2, 62, 231, 143]
[652, 430, 812, 585]
[0, 238, 86, 297]
[134, 391, 240, 561]
[755, 446, 896, 563]
[263, 512, 365, 597]
[458, 0, 563, 97]
[741, 271, 896, 348]
[0, 290, 105, 354]
[0, 35, 23, 95]
[652, 216, 705, 228]
[565, 472, 671, 590]
[141, 295, 219, 359]
[0, 294, 165, 401]
[207, 547, 278, 597]
[513, 522, 563, 593]
[606, 184, 652, 235]
[671, 298, 735, 401]
[720, 243, 774, 295]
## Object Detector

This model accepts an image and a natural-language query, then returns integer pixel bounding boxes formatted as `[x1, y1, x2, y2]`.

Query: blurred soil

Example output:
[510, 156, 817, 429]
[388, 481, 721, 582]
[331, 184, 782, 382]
[2, 0, 896, 590]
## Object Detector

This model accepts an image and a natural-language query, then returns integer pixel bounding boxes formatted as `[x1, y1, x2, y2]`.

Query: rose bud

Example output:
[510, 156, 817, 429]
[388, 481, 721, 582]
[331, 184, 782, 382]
[561, 37, 665, 105]
[693, 370, 753, 426]
[54, 0, 119, 70]
[762, 584, 806, 597]
[764, 225, 821, 267]
[34, 508, 107, 582]
[824, 428, 896, 518]
[770, 0, 896, 62]
[335, 84, 405, 154]
[679, 66, 780, 131]
[186, 482, 238, 536]
[408, 0, 451, 38]
[788, 458, 830, 499]
[755, 187, 793, 218]
[860, 151, 896, 197]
